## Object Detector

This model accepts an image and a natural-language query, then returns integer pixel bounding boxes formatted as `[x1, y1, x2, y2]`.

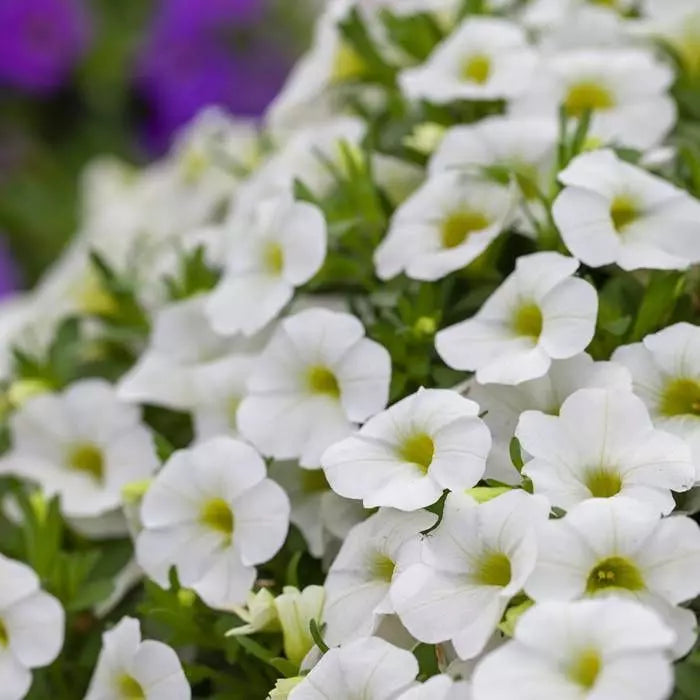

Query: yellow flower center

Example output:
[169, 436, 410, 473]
[264, 242, 284, 275]
[307, 366, 340, 398]
[0, 619, 8, 647]
[610, 195, 639, 232]
[568, 648, 602, 689]
[301, 469, 330, 494]
[371, 553, 396, 583]
[67, 443, 104, 481]
[512, 303, 543, 339]
[398, 432, 435, 473]
[118, 674, 146, 700]
[660, 378, 700, 417]
[585, 556, 644, 594]
[331, 42, 366, 82]
[461, 54, 491, 84]
[475, 551, 512, 587]
[564, 81, 615, 118]
[200, 498, 235, 539]
[440, 210, 490, 249]
[584, 467, 622, 498]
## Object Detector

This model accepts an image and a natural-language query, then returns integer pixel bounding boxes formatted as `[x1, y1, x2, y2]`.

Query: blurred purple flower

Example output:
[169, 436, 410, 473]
[138, 0, 290, 153]
[0, 0, 91, 93]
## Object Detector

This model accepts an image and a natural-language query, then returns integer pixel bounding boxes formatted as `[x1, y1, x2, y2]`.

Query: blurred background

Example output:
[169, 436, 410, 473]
[0, 0, 316, 294]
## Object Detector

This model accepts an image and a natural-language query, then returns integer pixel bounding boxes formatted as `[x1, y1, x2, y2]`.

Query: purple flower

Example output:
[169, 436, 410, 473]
[137, 0, 290, 152]
[0, 0, 91, 93]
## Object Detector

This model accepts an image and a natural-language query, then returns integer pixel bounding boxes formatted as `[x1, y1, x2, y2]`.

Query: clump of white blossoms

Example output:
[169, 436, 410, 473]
[516, 387, 694, 513]
[0, 555, 64, 700]
[85, 616, 190, 700]
[472, 598, 676, 700]
[136, 437, 289, 609]
[0, 378, 158, 522]
[237, 307, 391, 466]
[436, 252, 598, 384]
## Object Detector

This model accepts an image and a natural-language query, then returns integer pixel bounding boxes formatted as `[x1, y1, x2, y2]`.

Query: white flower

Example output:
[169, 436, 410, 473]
[436, 252, 598, 385]
[524, 497, 700, 657]
[237, 308, 391, 467]
[0, 379, 158, 521]
[391, 490, 549, 659]
[118, 295, 265, 415]
[516, 387, 694, 514]
[470, 353, 631, 484]
[85, 616, 189, 700]
[374, 170, 518, 281]
[323, 508, 436, 645]
[613, 323, 700, 477]
[552, 149, 700, 270]
[322, 388, 490, 510]
[136, 437, 290, 609]
[274, 585, 325, 667]
[428, 116, 557, 236]
[399, 18, 538, 103]
[268, 462, 365, 559]
[0, 555, 63, 700]
[472, 598, 675, 700]
[205, 193, 327, 336]
[509, 48, 675, 150]
[288, 636, 419, 700]
[397, 675, 472, 700]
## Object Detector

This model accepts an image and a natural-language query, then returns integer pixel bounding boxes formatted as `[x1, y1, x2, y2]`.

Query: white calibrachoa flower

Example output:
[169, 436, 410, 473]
[525, 498, 700, 656]
[0, 378, 158, 520]
[205, 193, 327, 336]
[322, 388, 491, 510]
[274, 585, 325, 667]
[399, 18, 538, 103]
[85, 616, 190, 700]
[0, 555, 64, 700]
[613, 323, 700, 476]
[136, 437, 290, 609]
[472, 599, 675, 700]
[436, 252, 598, 385]
[323, 508, 437, 645]
[288, 636, 419, 700]
[470, 353, 632, 484]
[391, 490, 549, 659]
[552, 149, 700, 270]
[268, 462, 365, 559]
[509, 48, 676, 150]
[118, 295, 265, 414]
[237, 308, 391, 467]
[374, 170, 517, 281]
[516, 387, 695, 514]
[397, 675, 472, 700]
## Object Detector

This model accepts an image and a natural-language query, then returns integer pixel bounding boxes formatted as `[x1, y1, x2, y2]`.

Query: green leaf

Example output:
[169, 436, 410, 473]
[629, 271, 685, 342]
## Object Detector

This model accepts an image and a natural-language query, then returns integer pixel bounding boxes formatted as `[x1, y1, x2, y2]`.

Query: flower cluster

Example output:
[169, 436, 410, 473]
[0, 0, 700, 698]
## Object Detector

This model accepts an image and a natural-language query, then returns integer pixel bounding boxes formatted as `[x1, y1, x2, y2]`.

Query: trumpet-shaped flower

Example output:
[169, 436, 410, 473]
[525, 497, 700, 656]
[613, 323, 700, 477]
[552, 149, 700, 270]
[472, 599, 675, 700]
[516, 388, 694, 514]
[118, 295, 266, 413]
[237, 308, 391, 467]
[399, 18, 538, 103]
[206, 194, 327, 336]
[509, 48, 675, 150]
[436, 252, 597, 385]
[470, 353, 631, 484]
[0, 555, 64, 700]
[274, 586, 325, 668]
[136, 437, 290, 609]
[374, 170, 517, 281]
[85, 616, 189, 700]
[322, 388, 490, 510]
[288, 636, 419, 700]
[391, 490, 549, 659]
[0, 378, 158, 520]
[323, 508, 436, 645]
